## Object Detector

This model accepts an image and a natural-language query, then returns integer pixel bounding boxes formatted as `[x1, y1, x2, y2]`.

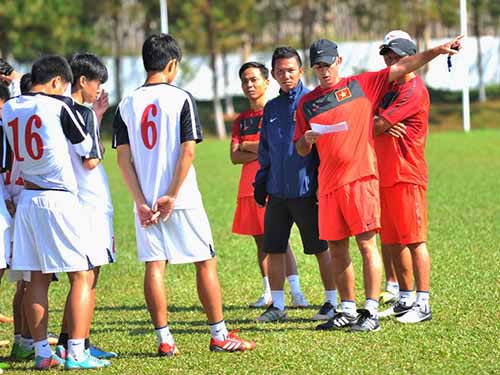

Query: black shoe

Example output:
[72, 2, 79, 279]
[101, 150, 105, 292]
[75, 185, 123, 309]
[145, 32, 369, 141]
[315, 310, 357, 330]
[350, 309, 380, 332]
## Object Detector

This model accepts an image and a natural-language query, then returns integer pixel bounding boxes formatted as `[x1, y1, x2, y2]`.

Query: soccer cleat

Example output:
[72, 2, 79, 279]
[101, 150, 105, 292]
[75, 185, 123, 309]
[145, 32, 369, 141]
[379, 301, 414, 319]
[209, 330, 256, 352]
[55, 345, 67, 360]
[396, 304, 432, 324]
[10, 342, 35, 361]
[350, 309, 380, 332]
[315, 310, 358, 330]
[248, 294, 272, 308]
[291, 292, 309, 308]
[34, 353, 65, 370]
[379, 290, 399, 305]
[64, 353, 111, 370]
[255, 305, 288, 323]
[89, 344, 118, 359]
[158, 342, 180, 357]
[311, 302, 336, 321]
[47, 332, 59, 346]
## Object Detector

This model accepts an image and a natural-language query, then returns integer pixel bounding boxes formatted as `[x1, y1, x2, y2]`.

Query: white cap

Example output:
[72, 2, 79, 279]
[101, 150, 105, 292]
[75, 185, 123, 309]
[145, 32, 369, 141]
[382, 30, 414, 45]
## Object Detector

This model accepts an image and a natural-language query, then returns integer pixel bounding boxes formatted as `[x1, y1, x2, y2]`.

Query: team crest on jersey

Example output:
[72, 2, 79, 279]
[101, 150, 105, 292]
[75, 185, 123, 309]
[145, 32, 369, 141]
[335, 87, 352, 102]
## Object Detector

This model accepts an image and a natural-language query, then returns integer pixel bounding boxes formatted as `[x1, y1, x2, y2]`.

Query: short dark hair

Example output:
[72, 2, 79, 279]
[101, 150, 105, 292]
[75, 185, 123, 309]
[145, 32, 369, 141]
[0, 58, 14, 76]
[238, 62, 269, 80]
[69, 53, 108, 85]
[20, 73, 32, 94]
[31, 55, 73, 86]
[271, 47, 302, 70]
[142, 33, 182, 72]
[0, 84, 10, 102]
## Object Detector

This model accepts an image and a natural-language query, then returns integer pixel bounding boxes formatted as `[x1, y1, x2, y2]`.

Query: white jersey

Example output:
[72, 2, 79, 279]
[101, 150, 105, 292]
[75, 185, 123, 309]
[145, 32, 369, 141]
[112, 83, 203, 209]
[1, 93, 92, 194]
[70, 103, 113, 213]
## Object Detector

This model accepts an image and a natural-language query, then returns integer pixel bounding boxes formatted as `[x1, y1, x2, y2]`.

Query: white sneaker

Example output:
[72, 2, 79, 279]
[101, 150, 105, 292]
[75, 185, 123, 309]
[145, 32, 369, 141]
[248, 294, 272, 308]
[379, 301, 413, 319]
[379, 290, 399, 305]
[291, 292, 309, 308]
[396, 304, 432, 324]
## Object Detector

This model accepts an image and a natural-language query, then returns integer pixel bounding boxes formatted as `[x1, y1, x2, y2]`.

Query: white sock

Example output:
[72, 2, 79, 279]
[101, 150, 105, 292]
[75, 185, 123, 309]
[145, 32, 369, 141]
[416, 291, 430, 311]
[155, 325, 175, 346]
[34, 339, 51, 359]
[386, 281, 399, 295]
[13, 334, 21, 345]
[271, 290, 285, 311]
[341, 300, 357, 317]
[365, 298, 379, 317]
[287, 275, 301, 295]
[262, 276, 271, 296]
[68, 339, 85, 361]
[21, 336, 34, 350]
[324, 290, 338, 307]
[399, 290, 415, 307]
[209, 320, 228, 341]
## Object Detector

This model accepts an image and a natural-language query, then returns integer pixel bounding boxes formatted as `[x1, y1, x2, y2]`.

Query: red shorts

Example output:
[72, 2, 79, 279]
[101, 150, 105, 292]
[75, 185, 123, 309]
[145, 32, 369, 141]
[232, 196, 265, 236]
[318, 176, 380, 241]
[380, 183, 427, 245]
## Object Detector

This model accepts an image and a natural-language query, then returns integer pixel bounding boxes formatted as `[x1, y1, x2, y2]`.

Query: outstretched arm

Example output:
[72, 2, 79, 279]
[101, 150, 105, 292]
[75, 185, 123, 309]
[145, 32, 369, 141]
[389, 35, 463, 82]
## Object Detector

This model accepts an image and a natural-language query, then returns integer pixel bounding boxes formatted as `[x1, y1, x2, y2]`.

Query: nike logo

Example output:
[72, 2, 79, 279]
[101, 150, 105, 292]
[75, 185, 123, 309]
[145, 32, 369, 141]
[270, 117, 277, 123]
[42, 344, 48, 348]
[317, 50, 323, 54]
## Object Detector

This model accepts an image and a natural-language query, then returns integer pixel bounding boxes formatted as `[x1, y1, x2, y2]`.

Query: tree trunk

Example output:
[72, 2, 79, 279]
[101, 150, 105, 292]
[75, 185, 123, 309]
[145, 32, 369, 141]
[222, 50, 234, 116]
[300, 2, 315, 86]
[473, 0, 487, 102]
[205, 1, 226, 139]
[112, 11, 122, 102]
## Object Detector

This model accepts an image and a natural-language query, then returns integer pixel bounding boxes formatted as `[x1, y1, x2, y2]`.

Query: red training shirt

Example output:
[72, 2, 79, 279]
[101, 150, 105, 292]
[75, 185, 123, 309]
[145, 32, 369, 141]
[294, 67, 391, 196]
[231, 108, 263, 198]
[374, 75, 430, 188]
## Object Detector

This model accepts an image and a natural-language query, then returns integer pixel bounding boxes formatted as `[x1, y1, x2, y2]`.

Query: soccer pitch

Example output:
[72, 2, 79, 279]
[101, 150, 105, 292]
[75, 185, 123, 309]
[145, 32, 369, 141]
[0, 129, 498, 374]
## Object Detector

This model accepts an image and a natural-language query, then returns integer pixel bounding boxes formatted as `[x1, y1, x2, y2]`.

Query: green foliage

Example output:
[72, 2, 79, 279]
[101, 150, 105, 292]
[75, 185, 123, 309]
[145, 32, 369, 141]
[1, 131, 499, 374]
[0, 0, 98, 61]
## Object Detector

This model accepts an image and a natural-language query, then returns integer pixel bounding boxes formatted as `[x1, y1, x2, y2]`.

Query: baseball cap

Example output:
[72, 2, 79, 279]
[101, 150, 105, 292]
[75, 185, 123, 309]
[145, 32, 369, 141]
[310, 39, 338, 66]
[379, 30, 417, 56]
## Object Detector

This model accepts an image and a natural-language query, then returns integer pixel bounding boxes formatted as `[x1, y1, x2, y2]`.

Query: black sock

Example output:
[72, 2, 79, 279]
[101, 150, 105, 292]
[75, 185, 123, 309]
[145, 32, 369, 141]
[84, 338, 90, 350]
[57, 332, 69, 349]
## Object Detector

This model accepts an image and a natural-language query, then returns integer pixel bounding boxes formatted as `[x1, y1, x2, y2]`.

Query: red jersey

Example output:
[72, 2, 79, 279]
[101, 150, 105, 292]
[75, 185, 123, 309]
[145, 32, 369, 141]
[374, 75, 429, 187]
[294, 67, 391, 196]
[231, 108, 263, 198]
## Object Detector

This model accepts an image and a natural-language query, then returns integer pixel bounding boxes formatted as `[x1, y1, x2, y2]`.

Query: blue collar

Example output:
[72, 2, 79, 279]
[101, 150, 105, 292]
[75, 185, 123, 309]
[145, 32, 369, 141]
[279, 80, 303, 102]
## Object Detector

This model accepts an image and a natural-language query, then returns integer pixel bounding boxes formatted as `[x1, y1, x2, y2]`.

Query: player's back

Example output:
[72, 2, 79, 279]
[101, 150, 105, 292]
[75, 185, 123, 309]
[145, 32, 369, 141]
[115, 83, 203, 209]
[2, 93, 91, 194]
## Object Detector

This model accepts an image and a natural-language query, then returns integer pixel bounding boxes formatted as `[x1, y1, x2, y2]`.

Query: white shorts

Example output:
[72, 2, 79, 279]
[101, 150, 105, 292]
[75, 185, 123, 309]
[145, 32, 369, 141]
[81, 204, 115, 267]
[12, 190, 91, 274]
[0, 227, 10, 270]
[135, 208, 215, 264]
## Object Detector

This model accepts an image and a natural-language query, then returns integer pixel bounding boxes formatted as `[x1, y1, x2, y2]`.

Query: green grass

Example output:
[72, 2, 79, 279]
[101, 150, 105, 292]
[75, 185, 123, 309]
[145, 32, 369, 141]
[1, 129, 499, 374]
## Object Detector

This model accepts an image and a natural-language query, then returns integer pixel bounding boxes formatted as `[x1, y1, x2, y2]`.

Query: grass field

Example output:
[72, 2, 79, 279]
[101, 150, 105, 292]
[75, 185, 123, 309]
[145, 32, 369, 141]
[0, 129, 499, 374]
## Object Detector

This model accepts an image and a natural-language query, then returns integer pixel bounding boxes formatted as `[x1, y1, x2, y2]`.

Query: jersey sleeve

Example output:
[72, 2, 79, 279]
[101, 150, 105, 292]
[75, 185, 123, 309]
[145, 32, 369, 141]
[58, 97, 92, 157]
[293, 98, 311, 143]
[231, 116, 241, 145]
[378, 79, 422, 125]
[354, 67, 391, 109]
[79, 106, 102, 160]
[179, 94, 203, 144]
[112, 107, 129, 148]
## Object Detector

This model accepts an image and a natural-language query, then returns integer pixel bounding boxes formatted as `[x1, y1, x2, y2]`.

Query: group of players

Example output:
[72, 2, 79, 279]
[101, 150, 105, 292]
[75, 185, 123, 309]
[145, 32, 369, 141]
[0, 29, 461, 371]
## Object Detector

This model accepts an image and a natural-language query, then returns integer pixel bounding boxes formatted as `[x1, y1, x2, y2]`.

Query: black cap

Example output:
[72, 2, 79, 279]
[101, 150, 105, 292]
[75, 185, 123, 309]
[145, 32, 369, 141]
[310, 39, 339, 66]
[379, 38, 417, 57]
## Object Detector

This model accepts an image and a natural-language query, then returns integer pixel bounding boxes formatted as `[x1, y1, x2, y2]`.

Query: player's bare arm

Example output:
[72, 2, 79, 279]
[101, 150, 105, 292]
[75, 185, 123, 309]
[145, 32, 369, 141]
[117, 144, 159, 226]
[373, 116, 407, 138]
[83, 158, 100, 170]
[240, 140, 259, 154]
[388, 35, 463, 82]
[155, 140, 196, 222]
[295, 130, 320, 157]
[93, 90, 109, 125]
[230, 141, 258, 164]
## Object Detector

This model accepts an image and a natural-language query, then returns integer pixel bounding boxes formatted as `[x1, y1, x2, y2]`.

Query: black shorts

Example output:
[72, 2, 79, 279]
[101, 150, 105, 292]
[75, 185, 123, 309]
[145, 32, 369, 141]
[263, 195, 327, 254]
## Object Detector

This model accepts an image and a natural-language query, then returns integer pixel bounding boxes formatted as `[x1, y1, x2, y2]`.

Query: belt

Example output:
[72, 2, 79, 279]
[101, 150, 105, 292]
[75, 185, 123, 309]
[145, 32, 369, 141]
[23, 181, 68, 192]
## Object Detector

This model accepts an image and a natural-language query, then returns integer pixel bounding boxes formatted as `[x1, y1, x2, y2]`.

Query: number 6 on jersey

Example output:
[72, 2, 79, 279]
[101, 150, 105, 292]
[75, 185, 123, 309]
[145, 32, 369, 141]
[141, 104, 158, 149]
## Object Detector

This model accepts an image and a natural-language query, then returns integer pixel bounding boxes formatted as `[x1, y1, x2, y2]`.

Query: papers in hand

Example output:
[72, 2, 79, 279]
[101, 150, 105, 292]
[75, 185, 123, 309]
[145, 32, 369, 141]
[310, 121, 348, 134]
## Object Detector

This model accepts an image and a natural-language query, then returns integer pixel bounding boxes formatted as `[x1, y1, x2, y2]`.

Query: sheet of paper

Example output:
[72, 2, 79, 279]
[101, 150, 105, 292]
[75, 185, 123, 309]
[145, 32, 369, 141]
[310, 121, 348, 134]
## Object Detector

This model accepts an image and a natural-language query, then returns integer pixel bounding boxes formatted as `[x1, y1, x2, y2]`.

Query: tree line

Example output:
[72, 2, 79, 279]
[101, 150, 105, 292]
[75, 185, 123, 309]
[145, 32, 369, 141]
[1, 0, 499, 137]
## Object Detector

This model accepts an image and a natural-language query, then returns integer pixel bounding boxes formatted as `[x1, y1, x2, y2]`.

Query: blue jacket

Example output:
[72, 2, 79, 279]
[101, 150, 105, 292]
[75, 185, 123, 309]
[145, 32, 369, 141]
[255, 80, 319, 199]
